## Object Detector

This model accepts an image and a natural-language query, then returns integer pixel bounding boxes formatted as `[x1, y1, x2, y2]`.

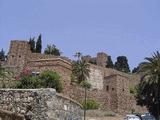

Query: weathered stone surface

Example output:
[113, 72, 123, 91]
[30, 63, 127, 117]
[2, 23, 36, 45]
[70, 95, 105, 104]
[96, 52, 108, 67]
[88, 66, 104, 90]
[0, 109, 24, 120]
[0, 89, 83, 120]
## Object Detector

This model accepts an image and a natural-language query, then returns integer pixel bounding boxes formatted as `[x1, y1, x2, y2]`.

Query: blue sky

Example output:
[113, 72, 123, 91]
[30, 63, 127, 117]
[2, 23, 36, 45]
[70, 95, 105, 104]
[0, 0, 160, 69]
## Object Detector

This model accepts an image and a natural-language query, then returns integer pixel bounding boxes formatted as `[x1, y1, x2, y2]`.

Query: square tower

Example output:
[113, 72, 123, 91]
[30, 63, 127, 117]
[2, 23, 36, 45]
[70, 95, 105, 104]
[7, 40, 31, 70]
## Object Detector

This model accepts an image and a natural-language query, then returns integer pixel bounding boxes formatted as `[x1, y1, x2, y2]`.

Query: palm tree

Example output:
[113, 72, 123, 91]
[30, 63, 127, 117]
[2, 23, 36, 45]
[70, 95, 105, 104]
[72, 60, 90, 84]
[72, 52, 90, 120]
[137, 51, 160, 119]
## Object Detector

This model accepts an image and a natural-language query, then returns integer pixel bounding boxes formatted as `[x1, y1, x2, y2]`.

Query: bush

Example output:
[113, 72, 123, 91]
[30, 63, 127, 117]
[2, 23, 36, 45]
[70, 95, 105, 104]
[39, 71, 63, 92]
[16, 68, 42, 89]
[16, 69, 63, 92]
[16, 76, 42, 89]
[82, 99, 99, 110]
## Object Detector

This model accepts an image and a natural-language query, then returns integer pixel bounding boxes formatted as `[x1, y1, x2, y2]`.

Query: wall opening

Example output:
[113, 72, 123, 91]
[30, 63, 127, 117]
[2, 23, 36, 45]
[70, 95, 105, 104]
[106, 85, 109, 91]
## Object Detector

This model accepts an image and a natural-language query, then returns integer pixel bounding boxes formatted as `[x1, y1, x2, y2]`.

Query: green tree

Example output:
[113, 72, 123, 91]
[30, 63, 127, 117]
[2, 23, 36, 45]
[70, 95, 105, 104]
[132, 67, 139, 73]
[0, 49, 5, 61]
[44, 44, 61, 56]
[115, 56, 130, 73]
[39, 71, 63, 92]
[36, 34, 42, 53]
[72, 52, 90, 120]
[136, 51, 160, 119]
[29, 37, 35, 52]
[106, 56, 114, 68]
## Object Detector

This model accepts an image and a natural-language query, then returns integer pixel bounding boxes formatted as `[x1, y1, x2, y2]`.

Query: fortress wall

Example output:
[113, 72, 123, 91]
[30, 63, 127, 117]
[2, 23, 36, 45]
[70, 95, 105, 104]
[7, 41, 31, 69]
[116, 75, 131, 114]
[104, 75, 118, 112]
[5, 40, 145, 115]
[69, 84, 110, 110]
[88, 65, 105, 90]
[29, 53, 57, 60]
[29, 53, 71, 62]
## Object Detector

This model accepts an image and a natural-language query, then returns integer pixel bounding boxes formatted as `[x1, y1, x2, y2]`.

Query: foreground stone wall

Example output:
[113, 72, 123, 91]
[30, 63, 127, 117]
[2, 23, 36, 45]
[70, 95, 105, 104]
[0, 109, 24, 120]
[0, 89, 83, 120]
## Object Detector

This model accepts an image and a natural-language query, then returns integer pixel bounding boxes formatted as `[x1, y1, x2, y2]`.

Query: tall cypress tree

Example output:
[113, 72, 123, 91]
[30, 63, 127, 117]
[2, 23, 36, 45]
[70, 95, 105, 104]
[115, 56, 130, 73]
[29, 37, 35, 52]
[36, 34, 42, 53]
[106, 56, 114, 68]
[0, 49, 5, 61]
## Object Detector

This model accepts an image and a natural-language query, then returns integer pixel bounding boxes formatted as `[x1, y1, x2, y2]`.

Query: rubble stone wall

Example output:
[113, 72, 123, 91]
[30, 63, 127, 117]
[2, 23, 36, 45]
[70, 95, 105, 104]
[69, 84, 110, 110]
[0, 109, 24, 120]
[0, 89, 83, 120]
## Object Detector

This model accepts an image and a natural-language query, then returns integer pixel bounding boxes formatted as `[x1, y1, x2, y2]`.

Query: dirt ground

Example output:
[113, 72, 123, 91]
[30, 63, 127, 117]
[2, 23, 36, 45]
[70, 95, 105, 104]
[87, 116, 124, 120]
[85, 110, 124, 120]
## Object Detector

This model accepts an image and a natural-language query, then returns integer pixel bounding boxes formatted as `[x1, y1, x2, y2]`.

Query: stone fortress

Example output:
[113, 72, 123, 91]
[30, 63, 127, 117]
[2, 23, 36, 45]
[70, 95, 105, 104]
[1, 40, 146, 114]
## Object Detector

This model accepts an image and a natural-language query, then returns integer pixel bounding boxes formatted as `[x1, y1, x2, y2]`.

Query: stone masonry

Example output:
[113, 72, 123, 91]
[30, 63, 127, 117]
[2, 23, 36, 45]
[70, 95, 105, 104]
[0, 88, 83, 120]
[2, 40, 146, 114]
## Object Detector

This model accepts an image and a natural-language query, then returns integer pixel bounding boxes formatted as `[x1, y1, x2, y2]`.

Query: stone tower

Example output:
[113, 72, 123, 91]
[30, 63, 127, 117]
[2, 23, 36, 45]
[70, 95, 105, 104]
[96, 52, 108, 67]
[7, 40, 31, 70]
[82, 55, 92, 63]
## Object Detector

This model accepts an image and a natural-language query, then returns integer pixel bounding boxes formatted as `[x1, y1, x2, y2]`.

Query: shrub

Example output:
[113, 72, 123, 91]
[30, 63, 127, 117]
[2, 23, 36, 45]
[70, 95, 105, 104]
[16, 76, 41, 89]
[82, 99, 99, 110]
[39, 71, 63, 92]
[16, 69, 63, 92]
[80, 80, 91, 89]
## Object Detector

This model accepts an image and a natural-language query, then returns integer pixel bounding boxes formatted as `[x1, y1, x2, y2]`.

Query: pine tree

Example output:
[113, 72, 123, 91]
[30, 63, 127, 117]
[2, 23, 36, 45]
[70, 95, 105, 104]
[44, 44, 61, 56]
[36, 34, 42, 53]
[106, 56, 114, 68]
[115, 56, 130, 73]
[29, 37, 35, 52]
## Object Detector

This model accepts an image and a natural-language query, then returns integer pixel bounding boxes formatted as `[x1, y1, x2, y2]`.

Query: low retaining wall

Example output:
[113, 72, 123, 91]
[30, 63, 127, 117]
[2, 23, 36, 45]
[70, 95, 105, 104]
[0, 88, 83, 120]
[0, 109, 24, 120]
